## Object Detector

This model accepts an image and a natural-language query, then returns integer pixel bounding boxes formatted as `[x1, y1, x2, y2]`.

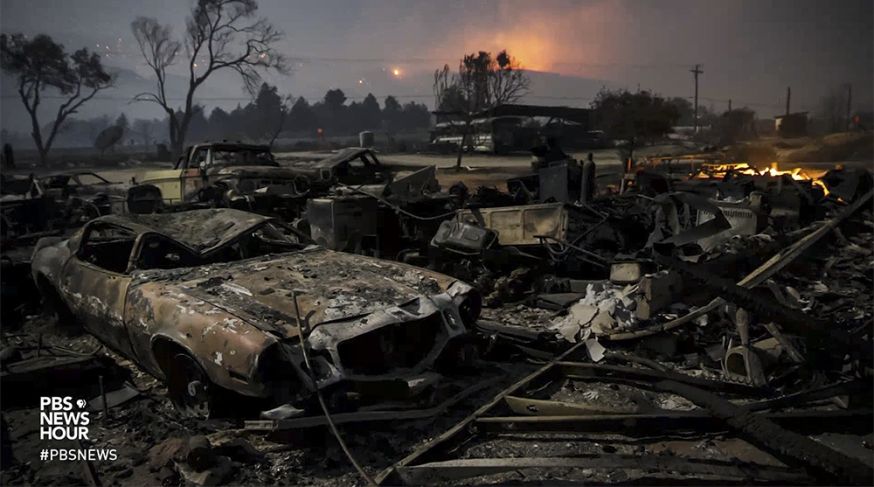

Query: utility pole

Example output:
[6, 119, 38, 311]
[728, 98, 732, 113]
[785, 86, 791, 115]
[845, 84, 852, 131]
[690, 64, 703, 133]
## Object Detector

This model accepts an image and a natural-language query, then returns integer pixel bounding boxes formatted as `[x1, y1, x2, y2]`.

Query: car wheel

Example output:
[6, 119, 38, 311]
[165, 353, 213, 419]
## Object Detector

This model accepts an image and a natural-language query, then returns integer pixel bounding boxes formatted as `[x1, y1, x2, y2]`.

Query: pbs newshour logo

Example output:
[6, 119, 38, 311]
[40, 396, 91, 440]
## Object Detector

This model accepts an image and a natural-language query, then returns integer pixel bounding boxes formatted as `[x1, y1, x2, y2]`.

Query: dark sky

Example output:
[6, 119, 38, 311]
[1, 0, 871, 131]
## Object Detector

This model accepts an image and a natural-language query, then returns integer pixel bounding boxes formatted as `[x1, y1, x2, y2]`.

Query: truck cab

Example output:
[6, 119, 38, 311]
[132, 143, 279, 206]
[128, 142, 316, 216]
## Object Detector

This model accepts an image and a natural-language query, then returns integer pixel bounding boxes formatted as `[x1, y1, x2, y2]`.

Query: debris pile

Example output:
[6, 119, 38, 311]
[1, 145, 872, 486]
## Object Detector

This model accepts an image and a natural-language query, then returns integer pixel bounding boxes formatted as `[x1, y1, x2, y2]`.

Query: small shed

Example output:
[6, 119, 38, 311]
[775, 112, 808, 138]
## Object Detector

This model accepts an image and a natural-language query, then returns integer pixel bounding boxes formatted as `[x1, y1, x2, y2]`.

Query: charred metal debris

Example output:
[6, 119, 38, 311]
[2, 145, 873, 485]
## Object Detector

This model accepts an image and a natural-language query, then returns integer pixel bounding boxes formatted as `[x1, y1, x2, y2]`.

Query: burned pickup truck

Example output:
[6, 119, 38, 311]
[127, 142, 310, 215]
[31, 209, 480, 417]
[284, 147, 392, 193]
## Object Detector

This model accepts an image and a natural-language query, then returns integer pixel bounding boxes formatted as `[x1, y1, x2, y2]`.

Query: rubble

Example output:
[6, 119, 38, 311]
[2, 143, 872, 486]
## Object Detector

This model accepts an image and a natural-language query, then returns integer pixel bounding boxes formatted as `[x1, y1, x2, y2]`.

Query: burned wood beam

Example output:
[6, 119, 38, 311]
[475, 409, 872, 435]
[244, 378, 499, 430]
[744, 379, 871, 413]
[556, 361, 764, 395]
[661, 256, 863, 353]
[740, 189, 873, 287]
[504, 395, 640, 416]
[654, 379, 874, 485]
[395, 455, 808, 485]
[374, 342, 586, 485]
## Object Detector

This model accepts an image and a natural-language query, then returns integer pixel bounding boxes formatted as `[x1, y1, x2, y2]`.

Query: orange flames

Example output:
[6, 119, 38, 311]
[698, 162, 830, 196]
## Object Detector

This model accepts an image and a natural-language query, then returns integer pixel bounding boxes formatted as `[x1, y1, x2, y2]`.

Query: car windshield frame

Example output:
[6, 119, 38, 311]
[208, 147, 278, 169]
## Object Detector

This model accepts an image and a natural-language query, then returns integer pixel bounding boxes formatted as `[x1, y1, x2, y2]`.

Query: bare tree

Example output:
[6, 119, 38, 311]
[489, 50, 530, 107]
[132, 0, 287, 156]
[131, 17, 182, 151]
[433, 50, 530, 169]
[1, 33, 113, 165]
[267, 95, 293, 149]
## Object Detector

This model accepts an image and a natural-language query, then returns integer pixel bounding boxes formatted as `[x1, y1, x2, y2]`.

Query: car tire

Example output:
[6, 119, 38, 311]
[164, 352, 214, 419]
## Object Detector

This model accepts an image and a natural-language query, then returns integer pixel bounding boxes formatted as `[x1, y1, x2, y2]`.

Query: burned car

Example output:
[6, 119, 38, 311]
[285, 147, 390, 192]
[128, 142, 310, 215]
[2, 171, 128, 240]
[31, 208, 480, 417]
[38, 171, 128, 222]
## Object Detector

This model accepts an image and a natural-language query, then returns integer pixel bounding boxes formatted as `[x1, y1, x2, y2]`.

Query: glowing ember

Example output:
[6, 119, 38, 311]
[698, 162, 830, 195]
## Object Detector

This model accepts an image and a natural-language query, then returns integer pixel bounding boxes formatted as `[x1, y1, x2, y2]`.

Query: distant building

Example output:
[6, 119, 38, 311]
[774, 112, 808, 138]
[431, 104, 597, 153]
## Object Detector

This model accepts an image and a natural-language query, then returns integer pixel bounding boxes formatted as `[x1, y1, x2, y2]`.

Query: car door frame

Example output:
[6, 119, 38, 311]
[181, 145, 210, 202]
[59, 221, 139, 358]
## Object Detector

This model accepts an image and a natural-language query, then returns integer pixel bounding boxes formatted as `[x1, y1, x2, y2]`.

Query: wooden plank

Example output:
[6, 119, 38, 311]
[375, 341, 585, 485]
[475, 409, 872, 434]
[244, 377, 499, 430]
[556, 361, 762, 395]
[396, 455, 806, 484]
[655, 379, 873, 485]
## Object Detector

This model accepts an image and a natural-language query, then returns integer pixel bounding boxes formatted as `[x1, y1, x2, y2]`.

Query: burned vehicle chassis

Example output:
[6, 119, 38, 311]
[30, 209, 481, 417]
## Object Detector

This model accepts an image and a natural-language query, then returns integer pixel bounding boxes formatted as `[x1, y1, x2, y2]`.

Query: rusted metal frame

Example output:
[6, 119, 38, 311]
[394, 455, 808, 485]
[243, 376, 501, 431]
[556, 361, 764, 396]
[535, 234, 608, 268]
[604, 189, 874, 342]
[374, 341, 587, 485]
[654, 379, 873, 485]
[475, 409, 873, 435]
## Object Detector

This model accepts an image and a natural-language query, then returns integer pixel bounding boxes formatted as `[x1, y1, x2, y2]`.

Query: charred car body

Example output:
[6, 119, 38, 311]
[31, 208, 480, 416]
[285, 147, 391, 192]
[128, 143, 310, 215]
[38, 171, 128, 223]
[2, 171, 126, 243]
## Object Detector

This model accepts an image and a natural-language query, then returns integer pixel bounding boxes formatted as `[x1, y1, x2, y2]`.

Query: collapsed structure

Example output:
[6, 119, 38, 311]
[1, 141, 872, 486]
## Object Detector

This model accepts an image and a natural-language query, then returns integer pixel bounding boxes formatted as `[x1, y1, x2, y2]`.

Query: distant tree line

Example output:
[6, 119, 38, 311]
[3, 82, 432, 152]
[178, 84, 432, 146]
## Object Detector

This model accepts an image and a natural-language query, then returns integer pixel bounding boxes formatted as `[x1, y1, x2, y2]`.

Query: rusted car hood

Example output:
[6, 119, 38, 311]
[133, 248, 456, 338]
